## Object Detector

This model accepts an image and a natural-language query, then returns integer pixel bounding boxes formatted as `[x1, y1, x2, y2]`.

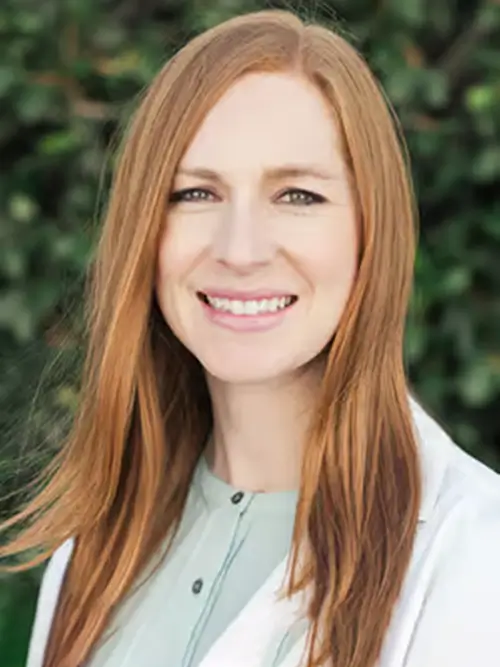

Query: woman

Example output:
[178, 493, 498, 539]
[2, 9, 500, 667]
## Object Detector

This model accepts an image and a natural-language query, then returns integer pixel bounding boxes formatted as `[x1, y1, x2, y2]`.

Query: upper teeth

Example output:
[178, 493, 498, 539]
[206, 296, 294, 315]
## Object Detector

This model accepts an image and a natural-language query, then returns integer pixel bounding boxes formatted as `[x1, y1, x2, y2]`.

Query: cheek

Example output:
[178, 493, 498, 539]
[318, 239, 357, 295]
[156, 220, 205, 286]
[156, 236, 179, 286]
[155, 227, 192, 330]
[288, 213, 358, 295]
[155, 220, 213, 338]
[297, 220, 358, 356]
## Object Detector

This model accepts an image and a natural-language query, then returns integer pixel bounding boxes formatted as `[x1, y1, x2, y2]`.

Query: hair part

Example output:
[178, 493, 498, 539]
[0, 9, 420, 667]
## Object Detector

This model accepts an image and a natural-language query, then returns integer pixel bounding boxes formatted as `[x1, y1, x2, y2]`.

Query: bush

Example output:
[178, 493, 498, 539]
[1, 0, 499, 664]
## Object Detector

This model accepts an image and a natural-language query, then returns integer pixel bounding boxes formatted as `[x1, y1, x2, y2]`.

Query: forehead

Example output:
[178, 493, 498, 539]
[180, 72, 345, 175]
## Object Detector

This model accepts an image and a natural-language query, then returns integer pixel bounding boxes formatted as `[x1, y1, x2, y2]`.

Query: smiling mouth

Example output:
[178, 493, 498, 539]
[196, 292, 298, 316]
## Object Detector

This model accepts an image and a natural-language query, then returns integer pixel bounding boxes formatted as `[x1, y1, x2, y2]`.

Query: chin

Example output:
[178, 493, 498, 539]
[204, 362, 285, 385]
[197, 347, 311, 386]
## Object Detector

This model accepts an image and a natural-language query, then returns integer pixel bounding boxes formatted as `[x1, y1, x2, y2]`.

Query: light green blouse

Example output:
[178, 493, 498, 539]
[85, 456, 302, 667]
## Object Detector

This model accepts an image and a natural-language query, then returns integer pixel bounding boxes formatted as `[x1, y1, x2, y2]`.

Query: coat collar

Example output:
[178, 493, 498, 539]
[409, 395, 451, 523]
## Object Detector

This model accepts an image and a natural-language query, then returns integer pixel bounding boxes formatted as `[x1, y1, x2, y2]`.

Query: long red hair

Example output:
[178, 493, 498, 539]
[0, 10, 420, 667]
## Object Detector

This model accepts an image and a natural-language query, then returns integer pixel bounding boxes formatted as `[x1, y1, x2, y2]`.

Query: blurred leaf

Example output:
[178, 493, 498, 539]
[0, 66, 18, 97]
[0, 573, 40, 667]
[37, 130, 83, 156]
[0, 291, 35, 342]
[1, 247, 27, 280]
[423, 70, 449, 108]
[466, 84, 497, 113]
[15, 85, 58, 122]
[388, 0, 426, 25]
[458, 359, 499, 406]
[8, 194, 39, 223]
[472, 146, 500, 181]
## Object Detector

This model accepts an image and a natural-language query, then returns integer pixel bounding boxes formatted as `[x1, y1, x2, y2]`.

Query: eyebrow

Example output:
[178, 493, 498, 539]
[176, 164, 340, 183]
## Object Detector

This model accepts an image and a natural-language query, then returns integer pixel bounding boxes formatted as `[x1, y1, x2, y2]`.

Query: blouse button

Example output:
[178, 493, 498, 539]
[231, 491, 244, 504]
[192, 578, 203, 594]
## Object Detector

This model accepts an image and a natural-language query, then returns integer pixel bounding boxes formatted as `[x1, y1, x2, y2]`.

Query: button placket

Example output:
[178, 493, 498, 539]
[181, 502, 251, 667]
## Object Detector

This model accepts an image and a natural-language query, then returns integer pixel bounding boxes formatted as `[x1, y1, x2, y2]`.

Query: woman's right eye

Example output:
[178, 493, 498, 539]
[169, 188, 217, 203]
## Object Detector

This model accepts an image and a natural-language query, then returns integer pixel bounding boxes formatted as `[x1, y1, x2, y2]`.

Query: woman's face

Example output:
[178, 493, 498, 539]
[156, 72, 358, 384]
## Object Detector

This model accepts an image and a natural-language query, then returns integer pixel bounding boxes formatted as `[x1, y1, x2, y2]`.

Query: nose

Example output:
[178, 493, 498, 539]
[211, 202, 275, 272]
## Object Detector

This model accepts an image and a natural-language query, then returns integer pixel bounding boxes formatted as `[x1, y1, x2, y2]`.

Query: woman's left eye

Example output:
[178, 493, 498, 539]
[278, 189, 326, 205]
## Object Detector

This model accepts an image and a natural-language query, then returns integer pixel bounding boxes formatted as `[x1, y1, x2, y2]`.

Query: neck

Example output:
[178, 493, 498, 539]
[205, 365, 322, 492]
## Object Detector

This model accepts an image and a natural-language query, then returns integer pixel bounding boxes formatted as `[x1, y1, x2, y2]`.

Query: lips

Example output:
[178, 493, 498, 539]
[196, 291, 298, 316]
[195, 288, 299, 333]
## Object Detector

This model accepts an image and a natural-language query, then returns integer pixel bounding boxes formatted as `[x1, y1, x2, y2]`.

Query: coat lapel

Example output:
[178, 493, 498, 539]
[25, 538, 75, 667]
[198, 556, 307, 667]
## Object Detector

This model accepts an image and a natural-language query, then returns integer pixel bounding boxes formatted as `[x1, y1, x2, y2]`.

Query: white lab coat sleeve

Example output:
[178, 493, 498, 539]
[405, 502, 500, 667]
[25, 538, 75, 667]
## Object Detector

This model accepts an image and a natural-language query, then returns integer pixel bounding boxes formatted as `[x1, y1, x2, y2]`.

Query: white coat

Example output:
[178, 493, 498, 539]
[26, 398, 500, 667]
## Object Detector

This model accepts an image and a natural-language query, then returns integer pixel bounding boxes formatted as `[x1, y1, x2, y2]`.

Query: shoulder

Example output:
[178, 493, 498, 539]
[26, 538, 75, 667]
[403, 398, 500, 666]
[48, 536, 75, 570]
[409, 395, 500, 521]
[40, 537, 75, 597]
[404, 503, 500, 667]
[410, 394, 500, 569]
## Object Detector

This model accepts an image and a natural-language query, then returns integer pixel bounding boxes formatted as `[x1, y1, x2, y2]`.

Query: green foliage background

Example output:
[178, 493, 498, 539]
[1, 0, 499, 664]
